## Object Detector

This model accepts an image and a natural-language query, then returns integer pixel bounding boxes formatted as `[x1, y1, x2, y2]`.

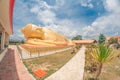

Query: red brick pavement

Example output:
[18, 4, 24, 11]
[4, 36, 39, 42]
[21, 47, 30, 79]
[0, 46, 35, 80]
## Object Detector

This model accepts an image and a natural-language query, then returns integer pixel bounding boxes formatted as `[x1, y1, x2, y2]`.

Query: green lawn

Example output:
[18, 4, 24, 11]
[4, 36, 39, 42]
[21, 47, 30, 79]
[23, 49, 76, 80]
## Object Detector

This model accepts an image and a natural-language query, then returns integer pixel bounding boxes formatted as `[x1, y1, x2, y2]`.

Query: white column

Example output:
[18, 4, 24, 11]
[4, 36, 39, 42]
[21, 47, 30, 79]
[5, 33, 9, 47]
[6, 35, 9, 46]
[1, 30, 5, 50]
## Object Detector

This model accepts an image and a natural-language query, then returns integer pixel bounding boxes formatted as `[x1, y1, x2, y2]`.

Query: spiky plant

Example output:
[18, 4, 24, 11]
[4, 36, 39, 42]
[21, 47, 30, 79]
[90, 44, 116, 79]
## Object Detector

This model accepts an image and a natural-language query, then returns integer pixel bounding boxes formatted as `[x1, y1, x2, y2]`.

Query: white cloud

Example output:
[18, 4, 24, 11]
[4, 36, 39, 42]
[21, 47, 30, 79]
[54, 0, 65, 9]
[46, 19, 80, 38]
[30, 0, 81, 38]
[88, 3, 94, 8]
[82, 0, 120, 39]
[80, 0, 94, 8]
[37, 10, 56, 25]
[13, 0, 120, 40]
[10, 29, 24, 40]
[30, 0, 56, 25]
[103, 0, 120, 13]
[11, 0, 38, 40]
[30, 5, 40, 14]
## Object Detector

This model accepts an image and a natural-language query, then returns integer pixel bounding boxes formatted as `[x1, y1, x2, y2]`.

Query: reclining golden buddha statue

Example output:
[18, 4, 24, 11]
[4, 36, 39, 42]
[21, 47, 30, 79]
[21, 24, 73, 46]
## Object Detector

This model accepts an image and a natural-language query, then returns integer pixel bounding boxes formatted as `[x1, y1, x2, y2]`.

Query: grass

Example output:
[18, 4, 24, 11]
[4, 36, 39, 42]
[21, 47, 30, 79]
[23, 49, 76, 80]
[84, 48, 120, 80]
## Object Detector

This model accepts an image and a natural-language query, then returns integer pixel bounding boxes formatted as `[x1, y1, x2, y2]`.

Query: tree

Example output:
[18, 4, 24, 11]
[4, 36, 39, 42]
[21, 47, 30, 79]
[21, 40, 24, 44]
[108, 38, 118, 45]
[90, 45, 116, 79]
[98, 34, 106, 44]
[72, 35, 82, 40]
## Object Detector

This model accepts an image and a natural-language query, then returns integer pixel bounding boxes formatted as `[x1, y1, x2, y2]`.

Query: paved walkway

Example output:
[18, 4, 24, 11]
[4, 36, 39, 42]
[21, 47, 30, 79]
[0, 45, 86, 80]
[0, 45, 35, 80]
[45, 46, 86, 80]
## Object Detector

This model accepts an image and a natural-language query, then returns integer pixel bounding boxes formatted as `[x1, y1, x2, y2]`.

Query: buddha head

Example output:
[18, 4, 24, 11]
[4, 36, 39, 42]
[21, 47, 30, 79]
[21, 24, 44, 39]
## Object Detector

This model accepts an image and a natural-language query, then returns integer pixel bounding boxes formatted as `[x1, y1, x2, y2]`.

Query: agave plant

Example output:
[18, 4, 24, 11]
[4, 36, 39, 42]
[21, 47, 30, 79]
[90, 44, 116, 79]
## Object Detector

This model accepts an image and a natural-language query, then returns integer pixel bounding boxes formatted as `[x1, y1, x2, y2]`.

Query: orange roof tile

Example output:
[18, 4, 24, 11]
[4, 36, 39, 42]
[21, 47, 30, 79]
[73, 40, 97, 44]
[106, 36, 120, 41]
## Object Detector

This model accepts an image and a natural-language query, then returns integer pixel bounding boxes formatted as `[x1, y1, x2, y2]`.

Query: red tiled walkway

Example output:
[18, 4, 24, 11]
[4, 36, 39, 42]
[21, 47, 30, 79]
[0, 45, 35, 80]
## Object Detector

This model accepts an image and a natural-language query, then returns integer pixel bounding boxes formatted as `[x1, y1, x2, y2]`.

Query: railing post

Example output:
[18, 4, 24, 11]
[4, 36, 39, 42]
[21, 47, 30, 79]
[30, 50, 31, 58]
[37, 49, 39, 57]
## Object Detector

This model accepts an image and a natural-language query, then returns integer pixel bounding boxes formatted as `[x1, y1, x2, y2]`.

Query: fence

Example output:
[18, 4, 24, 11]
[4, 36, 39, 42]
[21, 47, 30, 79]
[17, 45, 73, 59]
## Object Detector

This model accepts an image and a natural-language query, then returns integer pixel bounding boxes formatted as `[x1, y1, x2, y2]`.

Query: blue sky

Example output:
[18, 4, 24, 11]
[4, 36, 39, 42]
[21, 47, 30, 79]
[10, 0, 120, 40]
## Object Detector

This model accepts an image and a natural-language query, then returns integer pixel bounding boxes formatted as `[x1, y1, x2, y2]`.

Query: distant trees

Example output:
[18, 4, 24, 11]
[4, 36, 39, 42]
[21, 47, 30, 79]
[108, 38, 118, 45]
[9, 39, 24, 45]
[108, 38, 120, 49]
[98, 34, 106, 44]
[72, 35, 82, 40]
[21, 40, 24, 44]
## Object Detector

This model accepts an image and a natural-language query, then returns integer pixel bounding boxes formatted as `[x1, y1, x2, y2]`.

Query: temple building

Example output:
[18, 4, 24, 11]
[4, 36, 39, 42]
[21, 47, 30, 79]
[106, 36, 120, 44]
[0, 0, 15, 51]
[73, 39, 97, 45]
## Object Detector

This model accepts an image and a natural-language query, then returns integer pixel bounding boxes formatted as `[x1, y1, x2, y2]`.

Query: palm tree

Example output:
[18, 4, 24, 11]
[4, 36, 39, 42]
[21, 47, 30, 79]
[90, 44, 116, 79]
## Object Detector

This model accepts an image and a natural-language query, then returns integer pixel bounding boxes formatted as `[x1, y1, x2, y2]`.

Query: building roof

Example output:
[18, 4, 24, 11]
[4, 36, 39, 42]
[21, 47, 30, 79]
[106, 36, 120, 44]
[0, 0, 15, 34]
[73, 40, 97, 44]
[106, 36, 120, 41]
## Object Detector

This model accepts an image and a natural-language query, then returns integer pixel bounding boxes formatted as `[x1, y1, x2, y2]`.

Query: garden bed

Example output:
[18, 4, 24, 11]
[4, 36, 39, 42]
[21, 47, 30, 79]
[23, 49, 76, 80]
[84, 48, 120, 80]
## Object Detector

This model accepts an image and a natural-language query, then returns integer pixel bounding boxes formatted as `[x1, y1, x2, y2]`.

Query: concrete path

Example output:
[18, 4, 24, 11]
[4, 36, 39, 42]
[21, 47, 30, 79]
[19, 46, 72, 59]
[0, 45, 35, 80]
[45, 46, 86, 80]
